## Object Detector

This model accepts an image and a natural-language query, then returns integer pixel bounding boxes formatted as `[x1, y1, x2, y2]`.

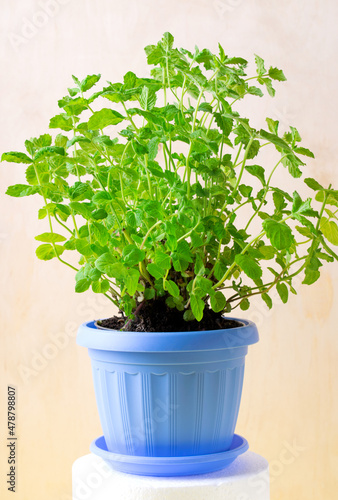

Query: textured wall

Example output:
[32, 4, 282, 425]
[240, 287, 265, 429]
[0, 1, 337, 499]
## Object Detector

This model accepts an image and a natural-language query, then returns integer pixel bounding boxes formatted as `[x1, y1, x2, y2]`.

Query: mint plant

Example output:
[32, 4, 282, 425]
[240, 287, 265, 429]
[3, 32, 338, 324]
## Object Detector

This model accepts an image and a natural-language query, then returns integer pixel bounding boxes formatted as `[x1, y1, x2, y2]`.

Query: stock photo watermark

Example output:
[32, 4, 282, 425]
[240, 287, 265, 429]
[17, 294, 108, 384]
[8, 0, 72, 51]
[61, 398, 179, 500]
[213, 0, 243, 18]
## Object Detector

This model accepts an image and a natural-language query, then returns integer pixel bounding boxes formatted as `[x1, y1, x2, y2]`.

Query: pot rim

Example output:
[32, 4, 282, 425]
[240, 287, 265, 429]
[77, 317, 259, 352]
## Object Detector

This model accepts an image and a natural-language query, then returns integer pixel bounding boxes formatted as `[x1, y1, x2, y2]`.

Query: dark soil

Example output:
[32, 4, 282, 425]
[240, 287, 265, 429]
[97, 298, 242, 332]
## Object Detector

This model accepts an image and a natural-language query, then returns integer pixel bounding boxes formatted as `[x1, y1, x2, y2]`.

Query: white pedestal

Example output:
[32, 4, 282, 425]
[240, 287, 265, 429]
[72, 452, 270, 500]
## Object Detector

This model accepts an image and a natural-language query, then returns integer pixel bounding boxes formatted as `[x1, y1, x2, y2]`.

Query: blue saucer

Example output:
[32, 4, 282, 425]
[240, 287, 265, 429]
[90, 434, 249, 477]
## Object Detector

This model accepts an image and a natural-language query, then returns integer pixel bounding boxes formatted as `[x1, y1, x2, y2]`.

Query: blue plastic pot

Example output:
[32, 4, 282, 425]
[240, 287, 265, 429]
[77, 318, 258, 467]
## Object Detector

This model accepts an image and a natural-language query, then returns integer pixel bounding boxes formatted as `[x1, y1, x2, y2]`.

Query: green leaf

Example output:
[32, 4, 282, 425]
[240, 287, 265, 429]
[258, 245, 275, 259]
[304, 177, 323, 191]
[165, 280, 180, 297]
[190, 294, 204, 322]
[294, 147, 315, 158]
[87, 108, 124, 130]
[161, 32, 174, 51]
[235, 254, 263, 280]
[35, 232, 66, 243]
[183, 310, 195, 321]
[125, 268, 140, 295]
[263, 219, 294, 250]
[198, 102, 213, 113]
[276, 282, 288, 303]
[147, 263, 165, 279]
[154, 251, 171, 271]
[95, 253, 118, 276]
[210, 291, 226, 313]
[195, 276, 213, 294]
[34, 146, 65, 161]
[1, 151, 32, 164]
[245, 164, 266, 185]
[36, 243, 64, 260]
[122, 245, 146, 266]
[49, 114, 73, 131]
[266, 117, 279, 134]
[303, 268, 320, 285]
[147, 137, 160, 160]
[92, 279, 110, 294]
[255, 54, 266, 76]
[75, 238, 93, 257]
[6, 184, 39, 197]
[295, 226, 313, 238]
[139, 86, 156, 111]
[240, 298, 250, 311]
[123, 71, 137, 89]
[91, 222, 109, 246]
[259, 129, 291, 152]
[268, 67, 286, 81]
[80, 74, 101, 92]
[34, 134, 52, 148]
[144, 288, 155, 300]
[75, 279, 91, 293]
[320, 217, 338, 246]
[262, 293, 273, 309]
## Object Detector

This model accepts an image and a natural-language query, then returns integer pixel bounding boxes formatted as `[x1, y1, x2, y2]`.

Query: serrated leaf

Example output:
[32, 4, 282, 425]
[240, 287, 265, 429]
[139, 86, 156, 111]
[294, 147, 315, 158]
[304, 177, 323, 191]
[154, 250, 171, 270]
[36, 243, 64, 261]
[161, 31, 174, 51]
[259, 129, 292, 152]
[320, 217, 338, 246]
[91, 222, 109, 246]
[303, 268, 320, 285]
[210, 291, 226, 313]
[75, 279, 91, 293]
[262, 292, 273, 309]
[49, 114, 73, 131]
[75, 238, 93, 257]
[266, 117, 279, 134]
[147, 263, 165, 279]
[258, 245, 275, 259]
[87, 108, 124, 130]
[1, 151, 32, 164]
[80, 74, 101, 92]
[235, 254, 262, 280]
[165, 280, 180, 297]
[123, 71, 137, 89]
[35, 232, 66, 243]
[276, 282, 288, 303]
[268, 67, 287, 81]
[147, 137, 159, 160]
[122, 245, 145, 266]
[255, 54, 266, 76]
[95, 254, 118, 276]
[198, 102, 213, 113]
[263, 219, 294, 250]
[92, 279, 110, 294]
[34, 146, 65, 161]
[245, 164, 266, 185]
[190, 294, 204, 321]
[6, 184, 39, 197]
[125, 268, 140, 295]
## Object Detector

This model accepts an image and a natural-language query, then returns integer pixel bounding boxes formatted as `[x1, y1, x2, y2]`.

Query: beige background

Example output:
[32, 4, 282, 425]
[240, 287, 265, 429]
[1, 0, 338, 499]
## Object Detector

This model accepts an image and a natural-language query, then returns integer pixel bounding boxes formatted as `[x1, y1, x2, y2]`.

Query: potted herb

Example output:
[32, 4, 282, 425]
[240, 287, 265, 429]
[3, 32, 338, 476]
